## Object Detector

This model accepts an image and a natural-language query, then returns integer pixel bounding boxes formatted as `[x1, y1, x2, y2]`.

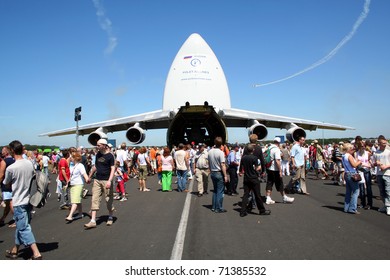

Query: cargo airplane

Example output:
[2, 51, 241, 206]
[40, 33, 353, 147]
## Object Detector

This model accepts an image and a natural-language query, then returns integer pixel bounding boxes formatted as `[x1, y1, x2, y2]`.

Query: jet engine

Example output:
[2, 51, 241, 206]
[286, 124, 306, 142]
[88, 127, 108, 146]
[248, 120, 268, 140]
[126, 123, 146, 145]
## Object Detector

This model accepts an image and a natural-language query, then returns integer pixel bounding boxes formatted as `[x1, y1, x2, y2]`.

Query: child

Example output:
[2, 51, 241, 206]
[114, 161, 127, 201]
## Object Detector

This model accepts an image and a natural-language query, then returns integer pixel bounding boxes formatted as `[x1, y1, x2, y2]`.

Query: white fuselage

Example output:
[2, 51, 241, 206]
[163, 33, 231, 111]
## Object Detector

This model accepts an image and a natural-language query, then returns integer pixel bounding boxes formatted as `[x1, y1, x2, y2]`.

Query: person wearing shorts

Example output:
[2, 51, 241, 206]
[265, 137, 295, 204]
[137, 147, 151, 192]
[84, 139, 115, 229]
[65, 152, 89, 222]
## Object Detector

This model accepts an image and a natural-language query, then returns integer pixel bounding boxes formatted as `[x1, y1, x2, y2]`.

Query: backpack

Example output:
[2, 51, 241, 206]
[29, 170, 50, 208]
[263, 146, 276, 169]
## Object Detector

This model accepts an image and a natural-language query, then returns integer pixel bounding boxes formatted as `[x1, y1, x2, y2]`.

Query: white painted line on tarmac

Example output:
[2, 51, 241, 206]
[170, 178, 194, 260]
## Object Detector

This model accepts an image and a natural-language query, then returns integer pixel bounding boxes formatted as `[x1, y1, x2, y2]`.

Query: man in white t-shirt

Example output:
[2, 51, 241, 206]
[265, 137, 294, 204]
[374, 136, 390, 215]
[194, 144, 209, 197]
[287, 136, 308, 194]
[42, 152, 51, 176]
[115, 142, 128, 172]
[174, 144, 189, 192]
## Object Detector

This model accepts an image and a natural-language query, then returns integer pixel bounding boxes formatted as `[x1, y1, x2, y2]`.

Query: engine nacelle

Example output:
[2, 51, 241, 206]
[88, 127, 108, 146]
[286, 126, 306, 142]
[126, 124, 146, 145]
[248, 122, 268, 140]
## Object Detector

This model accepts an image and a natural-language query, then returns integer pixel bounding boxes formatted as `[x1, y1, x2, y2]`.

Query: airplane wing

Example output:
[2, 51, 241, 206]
[39, 109, 173, 137]
[220, 107, 354, 131]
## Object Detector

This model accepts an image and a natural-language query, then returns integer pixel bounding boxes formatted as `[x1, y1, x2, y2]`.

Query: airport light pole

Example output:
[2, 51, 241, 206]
[74, 106, 82, 148]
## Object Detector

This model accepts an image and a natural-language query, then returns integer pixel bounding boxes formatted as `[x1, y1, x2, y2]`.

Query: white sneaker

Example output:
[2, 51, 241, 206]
[387, 207, 390, 216]
[378, 206, 387, 213]
[266, 197, 275, 205]
[119, 197, 127, 202]
[283, 196, 295, 204]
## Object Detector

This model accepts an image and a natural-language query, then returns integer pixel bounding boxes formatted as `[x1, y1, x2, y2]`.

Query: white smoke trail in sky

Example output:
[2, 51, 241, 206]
[254, 0, 371, 88]
[92, 0, 118, 55]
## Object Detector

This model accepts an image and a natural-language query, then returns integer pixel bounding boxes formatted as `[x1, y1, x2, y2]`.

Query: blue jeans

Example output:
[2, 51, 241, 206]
[211, 171, 225, 211]
[176, 170, 188, 192]
[359, 170, 373, 207]
[13, 204, 36, 246]
[377, 175, 390, 207]
[344, 173, 360, 213]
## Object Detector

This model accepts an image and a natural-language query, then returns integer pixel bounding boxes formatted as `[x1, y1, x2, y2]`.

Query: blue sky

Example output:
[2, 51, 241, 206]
[1, 0, 389, 148]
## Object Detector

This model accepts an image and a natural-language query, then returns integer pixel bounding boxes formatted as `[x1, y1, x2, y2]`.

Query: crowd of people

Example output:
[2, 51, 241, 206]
[1, 134, 389, 259]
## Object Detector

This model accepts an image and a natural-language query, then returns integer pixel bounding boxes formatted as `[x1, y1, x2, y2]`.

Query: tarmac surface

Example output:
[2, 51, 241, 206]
[1, 171, 389, 260]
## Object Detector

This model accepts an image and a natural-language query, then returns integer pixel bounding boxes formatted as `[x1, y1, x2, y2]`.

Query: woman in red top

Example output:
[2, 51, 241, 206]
[58, 149, 70, 209]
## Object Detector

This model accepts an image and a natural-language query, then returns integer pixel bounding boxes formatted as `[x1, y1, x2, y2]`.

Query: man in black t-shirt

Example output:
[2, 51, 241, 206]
[85, 139, 116, 229]
[243, 134, 266, 179]
[242, 134, 267, 209]
[239, 145, 271, 217]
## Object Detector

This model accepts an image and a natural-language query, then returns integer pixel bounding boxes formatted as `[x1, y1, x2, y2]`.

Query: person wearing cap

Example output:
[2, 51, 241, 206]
[85, 138, 116, 228]
[265, 137, 294, 204]
[226, 144, 240, 196]
[194, 144, 209, 197]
